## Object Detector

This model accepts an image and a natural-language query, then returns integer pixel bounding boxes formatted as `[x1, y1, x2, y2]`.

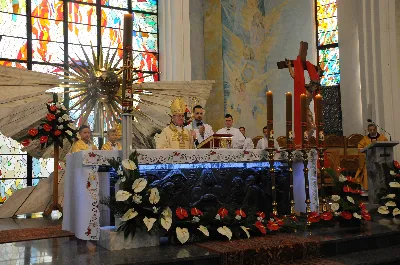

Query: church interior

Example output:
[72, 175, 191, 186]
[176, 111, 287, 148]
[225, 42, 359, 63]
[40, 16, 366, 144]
[1, 0, 400, 264]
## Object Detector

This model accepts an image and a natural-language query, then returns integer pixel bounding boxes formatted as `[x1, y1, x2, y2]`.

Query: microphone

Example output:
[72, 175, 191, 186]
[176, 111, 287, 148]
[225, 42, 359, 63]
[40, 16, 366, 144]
[367, 119, 392, 141]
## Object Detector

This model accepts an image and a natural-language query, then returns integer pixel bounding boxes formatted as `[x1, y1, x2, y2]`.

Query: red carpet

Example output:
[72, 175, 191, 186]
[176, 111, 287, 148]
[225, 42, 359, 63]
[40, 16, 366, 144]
[0, 225, 74, 244]
[196, 234, 324, 265]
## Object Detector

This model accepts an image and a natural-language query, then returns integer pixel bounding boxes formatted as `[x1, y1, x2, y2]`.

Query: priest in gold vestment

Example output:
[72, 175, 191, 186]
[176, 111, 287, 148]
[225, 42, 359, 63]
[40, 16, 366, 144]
[71, 125, 98, 153]
[102, 128, 122, 150]
[155, 98, 194, 149]
[355, 124, 388, 192]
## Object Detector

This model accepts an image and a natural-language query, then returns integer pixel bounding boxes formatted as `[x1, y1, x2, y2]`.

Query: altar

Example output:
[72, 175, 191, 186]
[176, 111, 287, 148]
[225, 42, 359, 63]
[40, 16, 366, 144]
[62, 149, 318, 240]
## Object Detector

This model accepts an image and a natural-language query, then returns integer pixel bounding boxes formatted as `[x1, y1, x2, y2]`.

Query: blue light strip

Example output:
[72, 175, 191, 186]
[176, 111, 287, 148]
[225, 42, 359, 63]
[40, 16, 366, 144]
[138, 161, 283, 170]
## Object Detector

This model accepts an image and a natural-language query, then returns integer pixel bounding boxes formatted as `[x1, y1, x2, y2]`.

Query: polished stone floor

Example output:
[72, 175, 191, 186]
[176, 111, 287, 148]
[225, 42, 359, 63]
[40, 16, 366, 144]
[0, 213, 400, 265]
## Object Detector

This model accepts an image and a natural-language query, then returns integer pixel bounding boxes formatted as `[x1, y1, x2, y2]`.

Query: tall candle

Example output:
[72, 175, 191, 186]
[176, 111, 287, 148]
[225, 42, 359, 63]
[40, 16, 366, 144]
[300, 93, 307, 147]
[315, 94, 323, 147]
[123, 14, 133, 48]
[266, 91, 274, 148]
[122, 14, 133, 112]
[286, 92, 292, 148]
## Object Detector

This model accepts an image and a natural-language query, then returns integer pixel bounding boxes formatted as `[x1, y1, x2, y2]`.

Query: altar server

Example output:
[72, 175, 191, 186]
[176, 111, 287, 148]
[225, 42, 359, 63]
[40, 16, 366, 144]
[102, 128, 122, 150]
[155, 97, 195, 149]
[255, 126, 280, 150]
[71, 125, 98, 153]
[216, 114, 245, 149]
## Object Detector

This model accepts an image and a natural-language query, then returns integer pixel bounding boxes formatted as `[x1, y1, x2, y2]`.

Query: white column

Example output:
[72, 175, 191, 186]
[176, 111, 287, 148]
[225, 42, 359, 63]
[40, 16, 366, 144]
[158, 0, 192, 81]
[337, 0, 363, 135]
[357, 0, 400, 159]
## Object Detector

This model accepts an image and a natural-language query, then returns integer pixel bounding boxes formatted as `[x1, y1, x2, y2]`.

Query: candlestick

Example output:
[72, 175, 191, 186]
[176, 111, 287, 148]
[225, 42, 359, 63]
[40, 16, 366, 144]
[302, 149, 311, 225]
[315, 93, 327, 212]
[266, 91, 274, 148]
[285, 92, 295, 216]
[122, 14, 133, 113]
[300, 93, 308, 149]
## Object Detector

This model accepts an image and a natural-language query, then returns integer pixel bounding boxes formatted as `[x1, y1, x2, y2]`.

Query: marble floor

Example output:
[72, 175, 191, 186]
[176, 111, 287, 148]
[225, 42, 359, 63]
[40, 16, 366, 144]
[0, 212, 62, 232]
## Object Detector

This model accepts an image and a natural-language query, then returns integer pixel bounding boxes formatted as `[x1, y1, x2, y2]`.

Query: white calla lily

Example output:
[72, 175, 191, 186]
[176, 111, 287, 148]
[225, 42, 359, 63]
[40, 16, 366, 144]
[331, 195, 340, 202]
[386, 201, 397, 207]
[149, 188, 160, 204]
[338, 174, 347, 182]
[116, 190, 132, 201]
[143, 217, 157, 231]
[389, 182, 400, 188]
[217, 226, 232, 241]
[331, 203, 340, 212]
[122, 159, 137, 170]
[121, 209, 138, 221]
[198, 225, 209, 236]
[240, 226, 250, 238]
[353, 212, 362, 219]
[132, 178, 147, 192]
[393, 208, 400, 216]
[347, 196, 355, 204]
[382, 194, 396, 199]
[378, 206, 390, 215]
[176, 227, 190, 244]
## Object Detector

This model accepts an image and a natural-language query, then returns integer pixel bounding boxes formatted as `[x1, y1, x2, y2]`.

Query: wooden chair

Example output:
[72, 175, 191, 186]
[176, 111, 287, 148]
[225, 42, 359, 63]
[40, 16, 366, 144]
[325, 135, 345, 172]
[339, 155, 360, 176]
[276, 136, 286, 148]
[345, 133, 364, 155]
[308, 136, 317, 148]
[252, 136, 263, 147]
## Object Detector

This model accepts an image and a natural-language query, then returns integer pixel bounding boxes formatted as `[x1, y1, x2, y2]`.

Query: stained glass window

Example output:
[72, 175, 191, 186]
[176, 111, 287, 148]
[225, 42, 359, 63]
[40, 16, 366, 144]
[316, 0, 339, 86]
[0, 0, 158, 203]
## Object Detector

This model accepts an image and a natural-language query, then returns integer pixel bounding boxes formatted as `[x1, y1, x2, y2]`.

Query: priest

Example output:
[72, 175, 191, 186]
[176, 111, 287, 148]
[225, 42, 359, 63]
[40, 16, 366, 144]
[355, 124, 388, 193]
[155, 97, 195, 149]
[216, 114, 245, 148]
[185, 105, 214, 144]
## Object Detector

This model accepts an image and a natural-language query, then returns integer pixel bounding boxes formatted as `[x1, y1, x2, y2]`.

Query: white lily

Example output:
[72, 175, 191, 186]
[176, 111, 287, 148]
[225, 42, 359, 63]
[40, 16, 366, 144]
[121, 209, 138, 221]
[240, 226, 250, 238]
[331, 203, 340, 212]
[382, 194, 396, 199]
[198, 225, 209, 236]
[176, 227, 190, 244]
[132, 194, 142, 204]
[331, 195, 340, 202]
[339, 174, 347, 182]
[386, 201, 397, 207]
[217, 226, 232, 241]
[347, 196, 355, 204]
[389, 182, 400, 188]
[116, 190, 132, 201]
[149, 188, 160, 204]
[132, 178, 147, 193]
[143, 217, 157, 231]
[378, 206, 390, 215]
[122, 159, 137, 170]
[393, 208, 400, 216]
[353, 212, 362, 219]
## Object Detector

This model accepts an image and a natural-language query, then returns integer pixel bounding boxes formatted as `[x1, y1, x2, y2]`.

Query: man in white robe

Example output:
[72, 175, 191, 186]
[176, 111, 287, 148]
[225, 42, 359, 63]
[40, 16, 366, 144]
[239, 126, 254, 149]
[185, 105, 213, 145]
[155, 98, 194, 149]
[256, 126, 280, 150]
[216, 114, 245, 149]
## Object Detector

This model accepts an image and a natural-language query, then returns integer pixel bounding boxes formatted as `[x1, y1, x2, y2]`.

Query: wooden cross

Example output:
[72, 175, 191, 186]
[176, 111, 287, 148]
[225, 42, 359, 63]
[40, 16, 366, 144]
[276, 41, 319, 72]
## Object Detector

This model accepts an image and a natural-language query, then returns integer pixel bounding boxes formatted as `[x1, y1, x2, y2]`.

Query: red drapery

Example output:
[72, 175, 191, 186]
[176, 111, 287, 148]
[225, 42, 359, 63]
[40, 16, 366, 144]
[293, 56, 319, 147]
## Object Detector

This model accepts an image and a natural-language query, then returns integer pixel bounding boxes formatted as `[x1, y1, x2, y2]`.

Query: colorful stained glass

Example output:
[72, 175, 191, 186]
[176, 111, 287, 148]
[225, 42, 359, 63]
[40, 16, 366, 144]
[132, 51, 158, 71]
[319, 47, 340, 86]
[0, 0, 26, 14]
[67, 3, 97, 25]
[316, 3, 337, 20]
[101, 7, 125, 28]
[32, 39, 64, 63]
[102, 0, 128, 9]
[101, 48, 123, 66]
[32, 18, 64, 42]
[0, 36, 27, 60]
[0, 12, 27, 37]
[0, 155, 27, 179]
[72, 0, 96, 4]
[318, 30, 338, 46]
[68, 44, 97, 62]
[132, 0, 157, 13]
[0, 132, 25, 154]
[0, 179, 27, 203]
[31, 0, 63, 20]
[68, 22, 97, 45]
[133, 12, 157, 33]
[0, 60, 27, 68]
[32, 158, 54, 178]
[32, 63, 63, 74]
[317, 0, 335, 6]
[132, 32, 157, 52]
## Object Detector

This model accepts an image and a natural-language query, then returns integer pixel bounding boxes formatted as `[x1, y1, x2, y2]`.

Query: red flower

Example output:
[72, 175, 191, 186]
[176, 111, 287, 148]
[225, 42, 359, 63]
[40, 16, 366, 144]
[54, 130, 62, 136]
[46, 113, 56, 121]
[307, 212, 320, 223]
[21, 139, 31, 147]
[256, 211, 266, 219]
[346, 176, 356, 183]
[290, 215, 298, 222]
[360, 203, 366, 211]
[320, 211, 333, 221]
[343, 185, 353, 193]
[39, 136, 48, 144]
[267, 220, 280, 231]
[361, 211, 371, 221]
[191, 208, 203, 216]
[353, 189, 362, 195]
[49, 105, 57, 112]
[274, 216, 284, 226]
[255, 221, 267, 234]
[218, 208, 228, 218]
[394, 160, 400, 169]
[28, 128, 38, 137]
[341, 211, 352, 220]
[236, 209, 246, 218]
[176, 207, 188, 219]
[43, 124, 52, 132]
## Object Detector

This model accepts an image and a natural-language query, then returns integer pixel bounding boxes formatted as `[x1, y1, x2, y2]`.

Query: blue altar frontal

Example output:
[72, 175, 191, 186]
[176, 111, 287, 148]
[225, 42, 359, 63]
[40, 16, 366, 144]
[63, 149, 318, 240]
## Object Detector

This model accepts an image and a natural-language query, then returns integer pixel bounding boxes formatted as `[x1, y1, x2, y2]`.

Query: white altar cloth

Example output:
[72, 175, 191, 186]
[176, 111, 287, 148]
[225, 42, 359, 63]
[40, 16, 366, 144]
[62, 149, 318, 240]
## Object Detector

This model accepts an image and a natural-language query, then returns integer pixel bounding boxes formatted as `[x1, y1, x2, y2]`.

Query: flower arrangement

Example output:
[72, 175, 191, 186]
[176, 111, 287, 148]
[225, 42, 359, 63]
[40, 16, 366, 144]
[21, 93, 76, 148]
[104, 151, 297, 243]
[308, 167, 371, 225]
[377, 161, 400, 217]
